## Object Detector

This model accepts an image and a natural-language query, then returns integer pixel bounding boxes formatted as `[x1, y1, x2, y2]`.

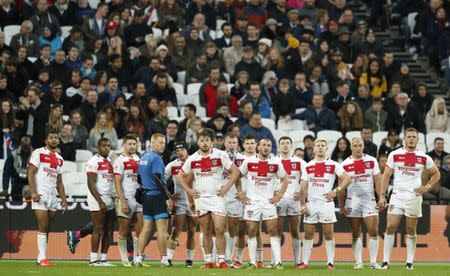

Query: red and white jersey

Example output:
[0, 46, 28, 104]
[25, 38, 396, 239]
[87, 154, 114, 196]
[301, 158, 345, 202]
[113, 154, 139, 199]
[278, 156, 306, 200]
[29, 147, 64, 195]
[342, 154, 380, 198]
[239, 155, 286, 202]
[223, 152, 246, 201]
[182, 148, 234, 197]
[165, 158, 187, 203]
[386, 147, 434, 198]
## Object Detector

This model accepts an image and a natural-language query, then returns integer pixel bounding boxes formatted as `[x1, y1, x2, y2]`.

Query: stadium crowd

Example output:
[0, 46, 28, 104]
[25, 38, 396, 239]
[0, 1, 449, 202]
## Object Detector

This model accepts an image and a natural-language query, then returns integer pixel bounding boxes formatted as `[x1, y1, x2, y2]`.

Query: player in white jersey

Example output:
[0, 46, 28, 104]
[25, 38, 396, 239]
[239, 138, 289, 269]
[86, 138, 116, 266]
[339, 137, 382, 269]
[177, 128, 241, 269]
[276, 136, 306, 268]
[166, 141, 198, 268]
[299, 139, 351, 270]
[380, 128, 440, 270]
[29, 131, 67, 266]
[113, 134, 142, 266]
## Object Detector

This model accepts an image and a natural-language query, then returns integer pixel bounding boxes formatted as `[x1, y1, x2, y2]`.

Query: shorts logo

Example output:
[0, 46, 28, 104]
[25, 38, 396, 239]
[277, 207, 281, 212]
[269, 165, 275, 173]
[346, 208, 352, 213]
[247, 210, 253, 217]
[389, 204, 395, 211]
[323, 218, 331, 222]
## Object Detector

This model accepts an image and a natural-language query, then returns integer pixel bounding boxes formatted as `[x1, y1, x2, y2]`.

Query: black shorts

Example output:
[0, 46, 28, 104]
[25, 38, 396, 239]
[142, 194, 169, 221]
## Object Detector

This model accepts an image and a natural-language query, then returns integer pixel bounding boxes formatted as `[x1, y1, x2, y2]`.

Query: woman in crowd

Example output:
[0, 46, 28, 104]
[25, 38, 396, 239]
[425, 97, 448, 133]
[337, 101, 364, 133]
[331, 137, 351, 163]
[69, 110, 88, 150]
[88, 112, 118, 153]
[124, 103, 147, 142]
[359, 59, 387, 98]
[378, 129, 402, 156]
[0, 99, 15, 159]
[46, 104, 64, 133]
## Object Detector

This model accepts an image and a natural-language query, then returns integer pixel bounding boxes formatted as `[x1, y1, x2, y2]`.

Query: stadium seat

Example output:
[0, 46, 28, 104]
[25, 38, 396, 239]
[408, 12, 422, 40]
[75, 150, 93, 172]
[290, 130, 315, 143]
[61, 161, 77, 173]
[27, 57, 37, 63]
[292, 141, 305, 150]
[277, 119, 305, 132]
[426, 132, 450, 152]
[171, 117, 184, 122]
[152, 28, 163, 39]
[63, 172, 89, 197]
[123, 92, 133, 100]
[61, 26, 72, 40]
[272, 129, 286, 143]
[261, 118, 276, 132]
[176, 71, 186, 85]
[223, 72, 230, 82]
[197, 107, 207, 117]
[317, 130, 342, 143]
[216, 19, 226, 30]
[4, 25, 20, 45]
[117, 139, 123, 150]
[230, 117, 237, 122]
[345, 131, 361, 142]
[187, 83, 202, 96]
[88, 0, 100, 10]
[173, 82, 183, 96]
[167, 106, 178, 117]
[372, 131, 388, 148]
[227, 83, 234, 93]
[209, 29, 216, 40]
[215, 30, 223, 39]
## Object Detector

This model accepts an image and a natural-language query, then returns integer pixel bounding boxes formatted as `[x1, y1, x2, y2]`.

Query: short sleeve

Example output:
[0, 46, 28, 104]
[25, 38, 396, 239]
[276, 159, 286, 178]
[113, 157, 124, 175]
[335, 162, 345, 177]
[56, 157, 64, 174]
[372, 158, 381, 175]
[220, 150, 234, 171]
[29, 149, 40, 168]
[300, 165, 308, 181]
[153, 157, 165, 175]
[165, 162, 172, 179]
[239, 158, 249, 176]
[86, 157, 98, 174]
[386, 152, 394, 169]
[182, 156, 193, 174]
[425, 154, 434, 169]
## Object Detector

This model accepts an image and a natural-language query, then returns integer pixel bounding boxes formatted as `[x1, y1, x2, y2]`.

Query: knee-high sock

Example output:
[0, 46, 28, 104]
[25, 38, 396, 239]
[248, 237, 257, 265]
[325, 240, 335, 265]
[117, 236, 128, 262]
[270, 236, 281, 264]
[302, 239, 313, 265]
[212, 237, 217, 263]
[37, 232, 47, 262]
[383, 234, 395, 263]
[352, 238, 363, 264]
[236, 248, 244, 263]
[199, 232, 206, 261]
[225, 234, 236, 261]
[256, 247, 264, 262]
[368, 237, 379, 265]
[292, 238, 301, 264]
[406, 235, 417, 263]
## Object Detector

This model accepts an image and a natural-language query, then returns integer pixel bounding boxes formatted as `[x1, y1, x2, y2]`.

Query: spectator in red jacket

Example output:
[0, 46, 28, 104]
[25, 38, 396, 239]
[207, 83, 239, 117]
[238, 0, 268, 29]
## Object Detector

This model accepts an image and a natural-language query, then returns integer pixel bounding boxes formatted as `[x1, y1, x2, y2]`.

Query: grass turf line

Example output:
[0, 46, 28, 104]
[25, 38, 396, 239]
[0, 261, 449, 276]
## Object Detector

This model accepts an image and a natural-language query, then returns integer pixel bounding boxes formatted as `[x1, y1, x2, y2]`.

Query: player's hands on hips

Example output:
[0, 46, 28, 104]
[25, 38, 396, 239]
[187, 188, 200, 199]
[294, 192, 300, 201]
[238, 192, 250, 204]
[339, 206, 347, 218]
[269, 193, 282, 204]
[172, 193, 181, 202]
[414, 185, 430, 195]
[378, 197, 387, 211]
[121, 199, 130, 214]
[324, 190, 337, 201]
[189, 200, 196, 213]
[32, 193, 40, 202]
[99, 201, 107, 212]
[61, 200, 68, 214]
[166, 199, 174, 214]
[217, 185, 231, 197]
[300, 205, 309, 215]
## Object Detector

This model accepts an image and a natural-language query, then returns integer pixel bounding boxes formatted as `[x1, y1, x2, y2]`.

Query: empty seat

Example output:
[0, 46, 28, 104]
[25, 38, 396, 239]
[290, 130, 315, 143]
[345, 131, 361, 142]
[167, 106, 179, 117]
[61, 25, 72, 40]
[277, 119, 305, 132]
[176, 71, 186, 85]
[373, 131, 388, 148]
[187, 83, 202, 96]
[197, 106, 207, 117]
[173, 83, 184, 96]
[61, 161, 77, 173]
[152, 28, 163, 39]
[261, 118, 276, 132]
[317, 130, 343, 143]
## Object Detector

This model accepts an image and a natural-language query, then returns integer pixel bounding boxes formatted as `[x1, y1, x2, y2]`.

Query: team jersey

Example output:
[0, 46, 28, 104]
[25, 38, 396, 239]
[87, 154, 114, 196]
[241, 154, 257, 193]
[301, 158, 345, 202]
[113, 154, 139, 199]
[239, 155, 286, 201]
[278, 156, 306, 200]
[386, 147, 434, 198]
[223, 152, 246, 201]
[165, 158, 187, 203]
[182, 148, 234, 197]
[341, 154, 380, 198]
[29, 147, 64, 195]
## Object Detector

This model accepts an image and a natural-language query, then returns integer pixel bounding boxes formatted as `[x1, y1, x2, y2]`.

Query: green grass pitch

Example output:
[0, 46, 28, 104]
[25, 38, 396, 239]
[0, 261, 449, 275]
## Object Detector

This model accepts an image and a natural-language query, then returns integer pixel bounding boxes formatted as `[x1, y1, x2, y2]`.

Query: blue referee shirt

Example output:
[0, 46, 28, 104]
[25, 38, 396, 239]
[138, 150, 166, 196]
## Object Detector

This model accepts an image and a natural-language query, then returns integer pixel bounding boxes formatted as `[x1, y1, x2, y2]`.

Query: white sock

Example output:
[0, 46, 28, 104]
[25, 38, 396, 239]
[292, 238, 301, 264]
[135, 254, 143, 263]
[161, 255, 169, 265]
[271, 247, 275, 264]
[186, 249, 195, 261]
[368, 237, 379, 265]
[199, 233, 206, 260]
[90, 252, 98, 263]
[226, 236, 236, 261]
[383, 234, 395, 263]
[325, 240, 335, 264]
[218, 254, 226, 263]
[118, 236, 128, 263]
[205, 253, 212, 263]
[133, 237, 138, 262]
[302, 239, 313, 265]
[236, 248, 244, 263]
[212, 237, 217, 263]
[37, 232, 47, 262]
[248, 237, 257, 265]
[352, 238, 362, 264]
[167, 248, 175, 260]
[257, 248, 263, 262]
[100, 253, 107, 261]
[224, 232, 231, 260]
[270, 236, 281, 264]
[406, 235, 417, 263]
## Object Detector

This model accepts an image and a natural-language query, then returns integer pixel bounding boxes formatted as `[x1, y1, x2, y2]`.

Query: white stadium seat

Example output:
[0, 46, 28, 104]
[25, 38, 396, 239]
[345, 131, 361, 142]
[61, 161, 77, 173]
[197, 106, 206, 117]
[261, 118, 276, 132]
[216, 19, 226, 30]
[152, 28, 163, 39]
[173, 83, 184, 96]
[426, 132, 450, 152]
[277, 119, 305, 132]
[61, 25, 72, 40]
[272, 130, 286, 143]
[187, 83, 202, 96]
[75, 150, 93, 172]
[372, 131, 388, 148]
[176, 71, 186, 85]
[289, 130, 315, 144]
[167, 106, 178, 117]
[4, 25, 20, 45]
[317, 130, 342, 143]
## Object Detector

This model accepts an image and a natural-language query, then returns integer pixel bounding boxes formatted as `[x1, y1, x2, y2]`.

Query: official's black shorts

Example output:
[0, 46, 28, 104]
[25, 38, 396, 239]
[142, 194, 169, 221]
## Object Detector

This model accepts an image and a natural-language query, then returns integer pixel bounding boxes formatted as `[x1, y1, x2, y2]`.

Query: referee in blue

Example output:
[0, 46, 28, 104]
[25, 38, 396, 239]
[134, 133, 174, 267]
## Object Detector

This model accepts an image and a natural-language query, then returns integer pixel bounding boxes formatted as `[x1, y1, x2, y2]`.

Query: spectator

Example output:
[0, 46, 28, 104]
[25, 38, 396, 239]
[235, 100, 254, 127]
[383, 81, 402, 114]
[82, 2, 108, 41]
[185, 27, 206, 58]
[49, 49, 71, 88]
[106, 54, 131, 90]
[184, 117, 203, 151]
[359, 59, 387, 98]
[185, 52, 209, 86]
[144, 97, 159, 119]
[185, 0, 216, 30]
[87, 112, 118, 153]
[36, 68, 51, 96]
[146, 102, 169, 138]
[240, 111, 277, 154]
[351, 20, 368, 45]
[39, 25, 62, 59]
[80, 90, 100, 130]
[1, 136, 32, 201]
[204, 42, 223, 70]
[265, 48, 286, 80]
[290, 72, 313, 109]
[284, 37, 304, 79]
[49, 0, 76, 26]
[302, 134, 315, 162]
[308, 64, 330, 96]
[0, 0, 20, 29]
[394, 63, 417, 96]
[124, 9, 152, 48]
[354, 84, 372, 111]
[260, 71, 278, 105]
[158, 0, 184, 29]
[381, 50, 400, 87]
[254, 38, 271, 68]
[190, 13, 214, 43]
[386, 92, 426, 134]
[234, 46, 265, 83]
[17, 46, 36, 79]
[0, 75, 16, 103]
[223, 35, 244, 76]
[179, 104, 199, 133]
[62, 26, 85, 54]
[46, 104, 64, 134]
[365, 97, 388, 132]
[169, 36, 193, 72]
[324, 80, 354, 113]
[244, 23, 259, 49]
[230, 70, 250, 102]
[128, 82, 148, 110]
[378, 129, 402, 156]
[293, 147, 305, 159]
[206, 113, 228, 135]
[350, 55, 368, 83]
[0, 99, 14, 158]
[425, 97, 448, 133]
[124, 103, 147, 142]
[199, 64, 221, 108]
[155, 44, 178, 82]
[69, 110, 88, 150]
[273, 78, 295, 123]
[239, 0, 268, 29]
[358, 29, 384, 58]
[133, 56, 161, 88]
[163, 120, 185, 164]
[0, 33, 12, 56]
[337, 100, 364, 133]
[361, 126, 378, 157]
[331, 137, 351, 163]
[58, 123, 76, 161]
[412, 82, 434, 117]
[214, 22, 233, 50]
[427, 137, 449, 163]
[245, 82, 271, 118]
[147, 72, 177, 107]
[214, 103, 234, 127]
[207, 84, 238, 117]
[292, 93, 338, 133]
[332, 25, 355, 63]
[5, 57, 30, 99]
[66, 45, 82, 71]
[30, 0, 62, 37]
[423, 157, 450, 202]
[44, 81, 74, 114]
[33, 45, 52, 74]
[99, 77, 124, 106]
